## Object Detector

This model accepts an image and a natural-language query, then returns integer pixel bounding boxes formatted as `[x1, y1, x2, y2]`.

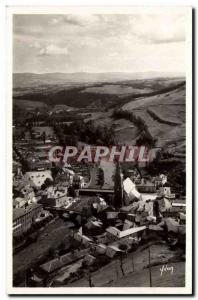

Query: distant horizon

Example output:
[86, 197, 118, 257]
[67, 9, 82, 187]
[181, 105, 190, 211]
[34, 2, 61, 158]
[13, 71, 185, 77]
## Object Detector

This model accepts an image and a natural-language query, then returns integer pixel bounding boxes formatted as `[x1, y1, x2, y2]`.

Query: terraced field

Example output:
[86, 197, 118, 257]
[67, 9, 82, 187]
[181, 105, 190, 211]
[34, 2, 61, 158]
[84, 83, 185, 153]
[122, 85, 186, 152]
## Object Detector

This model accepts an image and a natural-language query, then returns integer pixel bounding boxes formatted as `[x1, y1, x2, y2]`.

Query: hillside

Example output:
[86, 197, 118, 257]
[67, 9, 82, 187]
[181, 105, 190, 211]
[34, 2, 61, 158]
[13, 73, 185, 109]
[121, 84, 186, 152]
[13, 73, 186, 155]
[82, 83, 185, 152]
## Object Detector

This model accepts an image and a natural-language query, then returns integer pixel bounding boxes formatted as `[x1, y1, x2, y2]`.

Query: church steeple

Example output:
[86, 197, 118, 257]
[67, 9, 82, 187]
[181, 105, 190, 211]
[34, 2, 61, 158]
[113, 162, 123, 208]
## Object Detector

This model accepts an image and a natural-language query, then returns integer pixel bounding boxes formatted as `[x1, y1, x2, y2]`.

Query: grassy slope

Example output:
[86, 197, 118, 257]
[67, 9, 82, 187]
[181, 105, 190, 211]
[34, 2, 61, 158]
[121, 85, 186, 150]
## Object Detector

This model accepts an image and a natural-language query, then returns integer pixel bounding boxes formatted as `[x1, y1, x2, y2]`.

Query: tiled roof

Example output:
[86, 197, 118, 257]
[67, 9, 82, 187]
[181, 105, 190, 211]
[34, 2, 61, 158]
[39, 249, 89, 274]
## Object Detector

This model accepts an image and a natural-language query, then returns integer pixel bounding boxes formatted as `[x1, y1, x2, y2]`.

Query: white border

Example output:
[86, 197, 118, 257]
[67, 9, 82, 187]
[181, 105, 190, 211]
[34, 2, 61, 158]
[6, 6, 192, 295]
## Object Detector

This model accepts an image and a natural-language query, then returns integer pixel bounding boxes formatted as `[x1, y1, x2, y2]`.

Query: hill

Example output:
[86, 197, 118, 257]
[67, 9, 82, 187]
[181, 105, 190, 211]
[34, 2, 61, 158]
[13, 73, 185, 110]
[85, 83, 185, 154]
[13, 73, 186, 155]
[121, 84, 185, 152]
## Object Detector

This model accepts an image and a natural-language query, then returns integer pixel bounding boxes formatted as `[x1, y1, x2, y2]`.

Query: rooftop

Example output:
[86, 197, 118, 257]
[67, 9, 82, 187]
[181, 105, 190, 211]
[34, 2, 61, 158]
[106, 225, 146, 239]
[13, 203, 42, 221]
[39, 249, 89, 274]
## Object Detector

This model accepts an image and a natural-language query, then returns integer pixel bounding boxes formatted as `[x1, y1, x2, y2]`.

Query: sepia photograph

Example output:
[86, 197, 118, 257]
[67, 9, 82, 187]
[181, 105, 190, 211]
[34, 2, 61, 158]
[7, 6, 192, 295]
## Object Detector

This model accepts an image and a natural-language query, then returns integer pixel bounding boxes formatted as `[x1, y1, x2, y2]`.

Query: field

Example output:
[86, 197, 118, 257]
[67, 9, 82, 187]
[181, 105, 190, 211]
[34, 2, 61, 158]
[81, 84, 152, 96]
[14, 99, 48, 109]
[122, 85, 186, 150]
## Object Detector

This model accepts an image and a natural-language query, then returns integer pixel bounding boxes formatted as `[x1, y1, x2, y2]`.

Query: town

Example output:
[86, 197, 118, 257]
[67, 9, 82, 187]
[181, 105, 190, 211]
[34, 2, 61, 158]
[13, 121, 186, 288]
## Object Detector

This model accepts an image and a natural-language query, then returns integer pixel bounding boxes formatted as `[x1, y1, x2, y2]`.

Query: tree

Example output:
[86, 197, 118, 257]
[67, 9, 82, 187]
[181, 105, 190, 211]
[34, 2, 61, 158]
[41, 178, 53, 190]
[153, 199, 160, 219]
[68, 186, 76, 197]
[41, 131, 46, 144]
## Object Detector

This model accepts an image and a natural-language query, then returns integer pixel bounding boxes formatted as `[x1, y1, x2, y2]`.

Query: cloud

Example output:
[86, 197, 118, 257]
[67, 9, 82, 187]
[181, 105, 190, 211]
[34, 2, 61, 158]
[131, 14, 185, 44]
[50, 16, 81, 26]
[51, 18, 60, 25]
[148, 36, 185, 44]
[38, 44, 68, 56]
[50, 14, 101, 27]
[30, 41, 41, 49]
[30, 41, 68, 56]
[13, 12, 187, 73]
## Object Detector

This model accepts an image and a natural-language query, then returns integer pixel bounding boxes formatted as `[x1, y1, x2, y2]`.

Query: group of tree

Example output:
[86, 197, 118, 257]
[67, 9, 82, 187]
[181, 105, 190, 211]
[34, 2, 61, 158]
[54, 119, 116, 146]
[146, 152, 186, 194]
[41, 178, 53, 190]
[112, 109, 157, 147]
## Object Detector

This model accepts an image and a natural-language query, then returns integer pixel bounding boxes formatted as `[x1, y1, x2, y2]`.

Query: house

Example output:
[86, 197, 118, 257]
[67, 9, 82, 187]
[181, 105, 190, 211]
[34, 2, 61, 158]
[73, 174, 85, 188]
[13, 161, 22, 176]
[148, 224, 164, 232]
[159, 186, 175, 198]
[13, 203, 42, 237]
[135, 212, 148, 225]
[83, 254, 96, 266]
[157, 197, 172, 211]
[95, 232, 108, 244]
[171, 201, 186, 212]
[28, 159, 52, 172]
[52, 259, 84, 287]
[123, 178, 141, 204]
[13, 177, 33, 195]
[120, 203, 139, 214]
[106, 245, 124, 258]
[164, 218, 180, 234]
[106, 225, 146, 241]
[39, 249, 89, 275]
[79, 188, 114, 198]
[126, 213, 136, 222]
[25, 170, 53, 188]
[74, 231, 93, 247]
[13, 197, 27, 208]
[91, 243, 107, 255]
[152, 174, 167, 187]
[152, 176, 163, 187]
[161, 208, 179, 219]
[83, 219, 104, 236]
[123, 219, 134, 231]
[34, 210, 52, 223]
[179, 212, 186, 224]
[22, 187, 37, 204]
[158, 197, 186, 218]
[39, 194, 69, 208]
[136, 178, 156, 193]
[105, 211, 119, 226]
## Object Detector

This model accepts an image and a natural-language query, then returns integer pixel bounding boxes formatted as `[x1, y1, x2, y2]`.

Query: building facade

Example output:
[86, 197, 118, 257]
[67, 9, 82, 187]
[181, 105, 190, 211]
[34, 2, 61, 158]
[13, 203, 42, 237]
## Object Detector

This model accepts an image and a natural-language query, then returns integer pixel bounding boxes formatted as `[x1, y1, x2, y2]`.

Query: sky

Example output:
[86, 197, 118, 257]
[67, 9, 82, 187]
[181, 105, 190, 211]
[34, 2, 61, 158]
[13, 12, 187, 74]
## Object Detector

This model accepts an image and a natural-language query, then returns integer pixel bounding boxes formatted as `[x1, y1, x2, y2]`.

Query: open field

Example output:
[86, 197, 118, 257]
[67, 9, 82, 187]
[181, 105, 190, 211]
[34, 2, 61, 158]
[81, 84, 152, 95]
[14, 99, 48, 109]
